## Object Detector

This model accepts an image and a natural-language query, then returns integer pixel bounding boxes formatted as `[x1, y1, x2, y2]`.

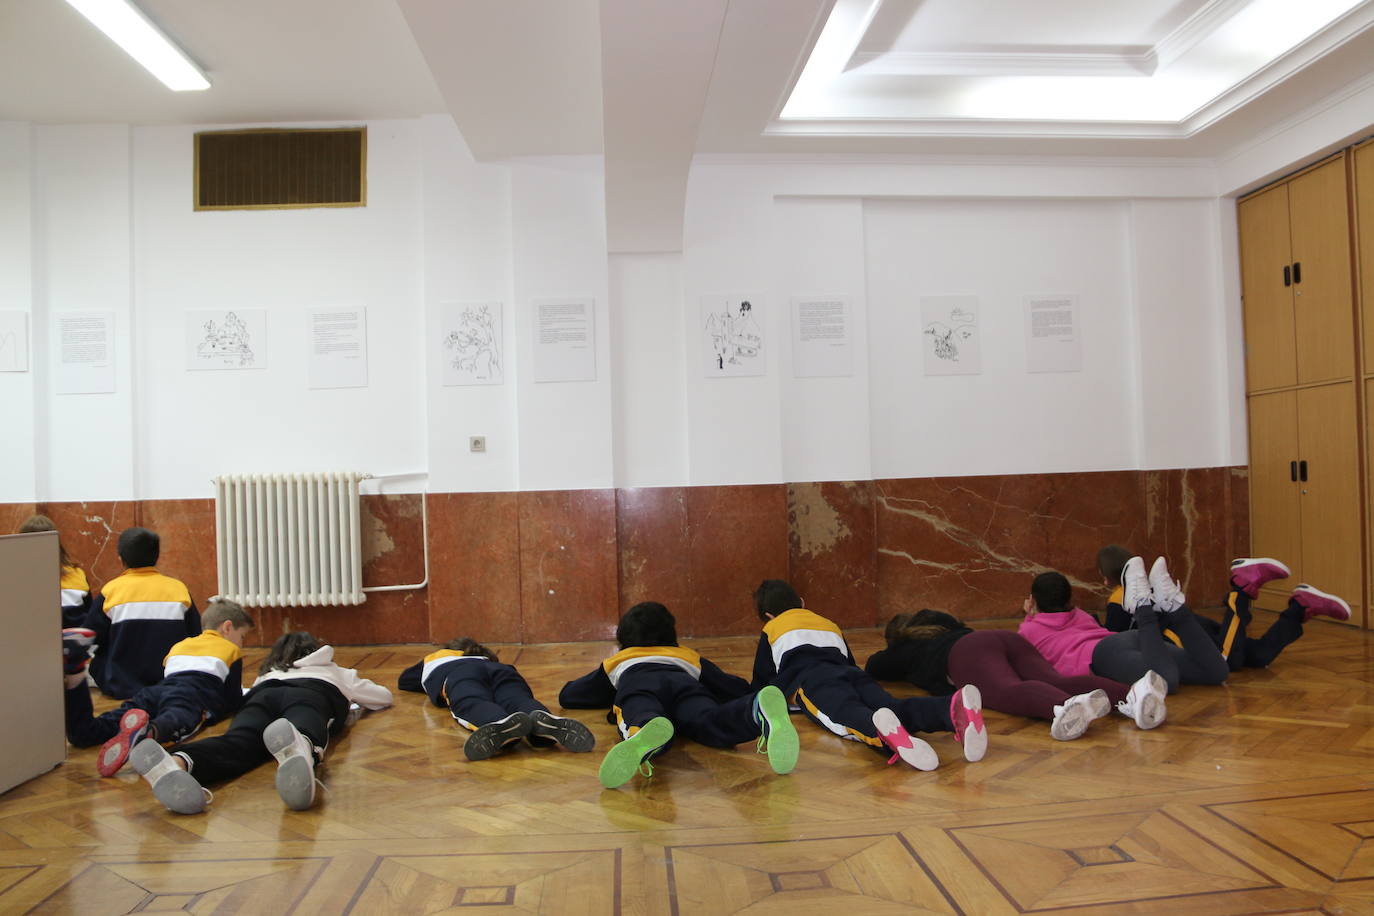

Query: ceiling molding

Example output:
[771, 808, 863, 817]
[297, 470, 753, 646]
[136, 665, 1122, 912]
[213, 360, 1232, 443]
[1152, 0, 1253, 68]
[765, 118, 1186, 140]
[848, 48, 1156, 77]
[693, 151, 1217, 169]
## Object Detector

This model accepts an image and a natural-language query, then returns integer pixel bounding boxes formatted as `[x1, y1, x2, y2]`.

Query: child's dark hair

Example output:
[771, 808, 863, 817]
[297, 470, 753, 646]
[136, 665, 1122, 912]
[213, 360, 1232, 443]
[884, 609, 965, 644]
[202, 599, 254, 632]
[258, 631, 322, 677]
[1031, 572, 1073, 612]
[18, 514, 74, 570]
[445, 636, 498, 662]
[616, 602, 678, 648]
[753, 579, 802, 621]
[117, 527, 160, 568]
[1096, 545, 1133, 586]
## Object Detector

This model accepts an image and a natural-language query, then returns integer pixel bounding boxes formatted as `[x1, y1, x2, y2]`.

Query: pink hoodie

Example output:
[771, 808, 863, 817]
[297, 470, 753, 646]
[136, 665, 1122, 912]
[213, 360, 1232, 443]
[1017, 608, 1107, 677]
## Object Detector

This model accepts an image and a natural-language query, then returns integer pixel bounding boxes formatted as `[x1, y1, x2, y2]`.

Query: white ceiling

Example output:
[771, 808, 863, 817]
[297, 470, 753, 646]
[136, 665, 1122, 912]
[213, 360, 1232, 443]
[4, 0, 1373, 248]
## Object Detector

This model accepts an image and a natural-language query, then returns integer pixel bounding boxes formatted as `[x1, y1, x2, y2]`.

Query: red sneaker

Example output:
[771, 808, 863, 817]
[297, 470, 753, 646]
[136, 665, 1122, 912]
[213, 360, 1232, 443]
[1293, 585, 1351, 623]
[1229, 558, 1290, 599]
[949, 685, 987, 762]
[98, 708, 151, 777]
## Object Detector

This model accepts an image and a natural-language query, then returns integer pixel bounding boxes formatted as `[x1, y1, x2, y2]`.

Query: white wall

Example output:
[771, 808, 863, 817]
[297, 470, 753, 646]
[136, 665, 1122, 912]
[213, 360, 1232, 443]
[0, 123, 35, 502]
[4, 116, 1270, 505]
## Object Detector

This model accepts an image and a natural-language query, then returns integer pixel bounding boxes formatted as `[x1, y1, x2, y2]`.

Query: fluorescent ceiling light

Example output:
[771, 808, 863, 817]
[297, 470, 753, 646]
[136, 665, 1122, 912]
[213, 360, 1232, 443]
[65, 0, 210, 91]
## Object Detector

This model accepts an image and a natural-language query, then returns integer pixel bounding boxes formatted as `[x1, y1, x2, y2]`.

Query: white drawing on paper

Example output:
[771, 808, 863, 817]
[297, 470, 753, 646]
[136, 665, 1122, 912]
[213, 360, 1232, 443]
[197, 311, 256, 367]
[444, 305, 502, 379]
[0, 331, 18, 371]
[923, 306, 977, 362]
[704, 298, 763, 376]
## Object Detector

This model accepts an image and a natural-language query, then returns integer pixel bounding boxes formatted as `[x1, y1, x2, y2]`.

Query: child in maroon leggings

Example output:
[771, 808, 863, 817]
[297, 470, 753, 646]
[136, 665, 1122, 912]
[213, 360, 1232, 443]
[866, 609, 1165, 740]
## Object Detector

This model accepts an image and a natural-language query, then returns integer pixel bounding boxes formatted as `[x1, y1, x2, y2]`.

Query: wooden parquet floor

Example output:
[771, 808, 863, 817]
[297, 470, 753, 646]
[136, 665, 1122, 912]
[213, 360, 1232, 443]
[4, 614, 1374, 915]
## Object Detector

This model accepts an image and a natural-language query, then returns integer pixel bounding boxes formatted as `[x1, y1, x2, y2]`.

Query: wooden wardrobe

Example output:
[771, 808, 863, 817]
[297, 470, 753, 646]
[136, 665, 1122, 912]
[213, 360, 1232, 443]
[1238, 144, 1371, 626]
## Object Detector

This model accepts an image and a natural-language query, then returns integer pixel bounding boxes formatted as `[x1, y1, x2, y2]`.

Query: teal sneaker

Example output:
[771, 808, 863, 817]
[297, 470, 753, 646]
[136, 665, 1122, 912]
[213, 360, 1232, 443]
[598, 716, 674, 788]
[753, 686, 799, 775]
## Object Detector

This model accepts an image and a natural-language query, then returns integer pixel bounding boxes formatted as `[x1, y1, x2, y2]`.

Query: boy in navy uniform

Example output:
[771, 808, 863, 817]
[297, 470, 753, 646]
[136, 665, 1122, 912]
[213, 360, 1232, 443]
[751, 579, 987, 770]
[560, 601, 798, 789]
[64, 599, 253, 776]
[84, 527, 201, 698]
[398, 637, 595, 760]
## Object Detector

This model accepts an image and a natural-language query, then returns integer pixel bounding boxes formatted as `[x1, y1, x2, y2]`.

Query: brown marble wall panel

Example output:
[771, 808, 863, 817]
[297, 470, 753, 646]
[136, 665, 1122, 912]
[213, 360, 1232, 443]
[1227, 467, 1250, 565]
[247, 590, 429, 648]
[875, 472, 1151, 622]
[0, 503, 38, 536]
[36, 501, 141, 594]
[787, 481, 878, 629]
[682, 484, 789, 637]
[1142, 467, 1234, 608]
[518, 490, 618, 643]
[427, 491, 521, 644]
[138, 498, 218, 610]
[359, 494, 427, 593]
[616, 487, 692, 615]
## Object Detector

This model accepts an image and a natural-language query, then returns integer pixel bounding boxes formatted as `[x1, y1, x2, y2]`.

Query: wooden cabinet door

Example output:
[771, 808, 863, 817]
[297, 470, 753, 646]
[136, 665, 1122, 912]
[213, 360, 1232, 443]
[1289, 157, 1355, 385]
[1238, 186, 1296, 391]
[1248, 390, 1302, 590]
[1356, 144, 1374, 370]
[1297, 382, 1362, 619]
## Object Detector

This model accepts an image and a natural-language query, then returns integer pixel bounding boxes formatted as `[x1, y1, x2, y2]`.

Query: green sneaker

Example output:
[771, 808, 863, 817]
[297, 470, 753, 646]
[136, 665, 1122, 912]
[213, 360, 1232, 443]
[598, 716, 674, 788]
[753, 686, 799, 775]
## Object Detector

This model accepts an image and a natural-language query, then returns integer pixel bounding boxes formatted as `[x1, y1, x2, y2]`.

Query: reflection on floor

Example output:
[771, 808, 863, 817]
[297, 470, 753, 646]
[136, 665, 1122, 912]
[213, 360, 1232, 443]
[2, 613, 1371, 914]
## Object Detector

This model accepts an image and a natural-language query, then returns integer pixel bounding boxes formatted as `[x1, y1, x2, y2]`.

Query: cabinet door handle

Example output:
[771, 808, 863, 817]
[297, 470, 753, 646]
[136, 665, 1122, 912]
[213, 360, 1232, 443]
[1293, 261, 1302, 284]
[1299, 459, 1308, 482]
[1291, 460, 1298, 481]
[1283, 265, 1291, 287]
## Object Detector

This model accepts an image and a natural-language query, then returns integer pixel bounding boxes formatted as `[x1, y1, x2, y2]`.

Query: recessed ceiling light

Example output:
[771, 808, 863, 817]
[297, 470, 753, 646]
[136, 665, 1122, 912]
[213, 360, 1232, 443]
[65, 0, 210, 92]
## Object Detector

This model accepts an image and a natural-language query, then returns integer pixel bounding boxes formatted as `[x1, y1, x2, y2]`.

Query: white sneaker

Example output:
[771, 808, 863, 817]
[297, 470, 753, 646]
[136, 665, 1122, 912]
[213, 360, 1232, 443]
[264, 718, 319, 810]
[1117, 670, 1167, 729]
[872, 708, 939, 771]
[1121, 556, 1152, 614]
[1050, 703, 1089, 740]
[1148, 557, 1186, 613]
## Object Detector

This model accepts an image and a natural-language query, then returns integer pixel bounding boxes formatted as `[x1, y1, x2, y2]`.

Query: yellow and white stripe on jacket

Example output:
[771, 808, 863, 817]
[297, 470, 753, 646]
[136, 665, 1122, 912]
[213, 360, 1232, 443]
[601, 646, 702, 687]
[60, 565, 89, 609]
[163, 630, 242, 681]
[422, 649, 484, 683]
[762, 608, 848, 668]
[101, 568, 192, 623]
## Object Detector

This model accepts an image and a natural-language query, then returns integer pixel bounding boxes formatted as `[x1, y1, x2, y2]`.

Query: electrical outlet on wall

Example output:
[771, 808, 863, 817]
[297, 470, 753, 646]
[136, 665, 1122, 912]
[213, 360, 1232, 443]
[469, 436, 486, 453]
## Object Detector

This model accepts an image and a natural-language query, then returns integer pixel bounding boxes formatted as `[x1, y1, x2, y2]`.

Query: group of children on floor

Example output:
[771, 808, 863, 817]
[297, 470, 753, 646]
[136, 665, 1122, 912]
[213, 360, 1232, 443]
[19, 511, 1352, 818]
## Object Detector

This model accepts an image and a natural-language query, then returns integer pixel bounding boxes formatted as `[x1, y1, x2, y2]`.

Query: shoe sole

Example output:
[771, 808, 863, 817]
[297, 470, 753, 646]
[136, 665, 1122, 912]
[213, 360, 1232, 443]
[1232, 557, 1290, 577]
[531, 710, 595, 753]
[872, 708, 938, 771]
[756, 686, 799, 775]
[264, 719, 317, 810]
[1051, 703, 1089, 740]
[98, 708, 150, 777]
[1133, 691, 1166, 730]
[1074, 689, 1111, 721]
[130, 740, 206, 815]
[599, 717, 674, 788]
[1295, 585, 1352, 621]
[464, 712, 534, 761]
[954, 685, 988, 763]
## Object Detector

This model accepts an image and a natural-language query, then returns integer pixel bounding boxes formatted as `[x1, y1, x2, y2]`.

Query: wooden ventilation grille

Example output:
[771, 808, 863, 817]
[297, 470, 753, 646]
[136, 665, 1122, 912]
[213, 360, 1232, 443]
[195, 128, 366, 210]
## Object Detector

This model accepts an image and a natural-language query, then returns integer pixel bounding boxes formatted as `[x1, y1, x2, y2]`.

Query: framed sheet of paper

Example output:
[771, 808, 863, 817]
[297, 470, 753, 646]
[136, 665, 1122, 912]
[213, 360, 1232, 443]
[0, 311, 28, 372]
[533, 298, 596, 382]
[309, 307, 369, 389]
[920, 295, 981, 376]
[55, 310, 116, 394]
[440, 302, 504, 386]
[1025, 294, 1082, 373]
[186, 309, 267, 370]
[702, 295, 765, 377]
[791, 297, 853, 378]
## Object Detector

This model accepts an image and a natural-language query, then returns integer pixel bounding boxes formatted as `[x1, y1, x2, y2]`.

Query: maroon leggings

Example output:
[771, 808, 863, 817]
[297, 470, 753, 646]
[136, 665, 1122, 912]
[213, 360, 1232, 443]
[946, 630, 1128, 721]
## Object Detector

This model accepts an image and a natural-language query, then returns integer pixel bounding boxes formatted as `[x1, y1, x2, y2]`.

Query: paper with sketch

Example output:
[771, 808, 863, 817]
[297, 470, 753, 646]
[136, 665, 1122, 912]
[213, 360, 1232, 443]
[1025, 295, 1082, 373]
[56, 310, 116, 394]
[0, 311, 28, 372]
[533, 298, 595, 382]
[440, 302, 503, 386]
[921, 295, 980, 376]
[703, 295, 764, 377]
[187, 309, 267, 370]
[791, 297, 853, 378]
[309, 307, 368, 389]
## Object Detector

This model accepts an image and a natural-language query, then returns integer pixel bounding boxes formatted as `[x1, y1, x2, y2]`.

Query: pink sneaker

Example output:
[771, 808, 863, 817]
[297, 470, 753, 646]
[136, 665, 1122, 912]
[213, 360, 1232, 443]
[1230, 558, 1291, 599]
[1293, 585, 1351, 623]
[871, 708, 938, 771]
[949, 685, 987, 762]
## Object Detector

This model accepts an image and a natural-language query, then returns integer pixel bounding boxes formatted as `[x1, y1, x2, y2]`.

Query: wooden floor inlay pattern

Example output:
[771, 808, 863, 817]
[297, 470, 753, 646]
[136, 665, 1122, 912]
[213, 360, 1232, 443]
[3, 613, 1372, 914]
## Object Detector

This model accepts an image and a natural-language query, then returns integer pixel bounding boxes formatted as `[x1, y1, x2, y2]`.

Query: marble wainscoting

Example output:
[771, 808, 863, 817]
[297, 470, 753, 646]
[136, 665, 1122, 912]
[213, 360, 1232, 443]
[14, 466, 1246, 645]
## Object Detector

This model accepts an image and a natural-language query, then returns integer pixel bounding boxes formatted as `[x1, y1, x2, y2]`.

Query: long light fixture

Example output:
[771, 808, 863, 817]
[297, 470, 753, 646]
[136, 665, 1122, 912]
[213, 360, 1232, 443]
[64, 0, 210, 91]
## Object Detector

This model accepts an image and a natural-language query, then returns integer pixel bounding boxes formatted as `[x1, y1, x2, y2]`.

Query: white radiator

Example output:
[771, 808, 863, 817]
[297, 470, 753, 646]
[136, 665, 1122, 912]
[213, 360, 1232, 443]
[213, 472, 367, 607]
